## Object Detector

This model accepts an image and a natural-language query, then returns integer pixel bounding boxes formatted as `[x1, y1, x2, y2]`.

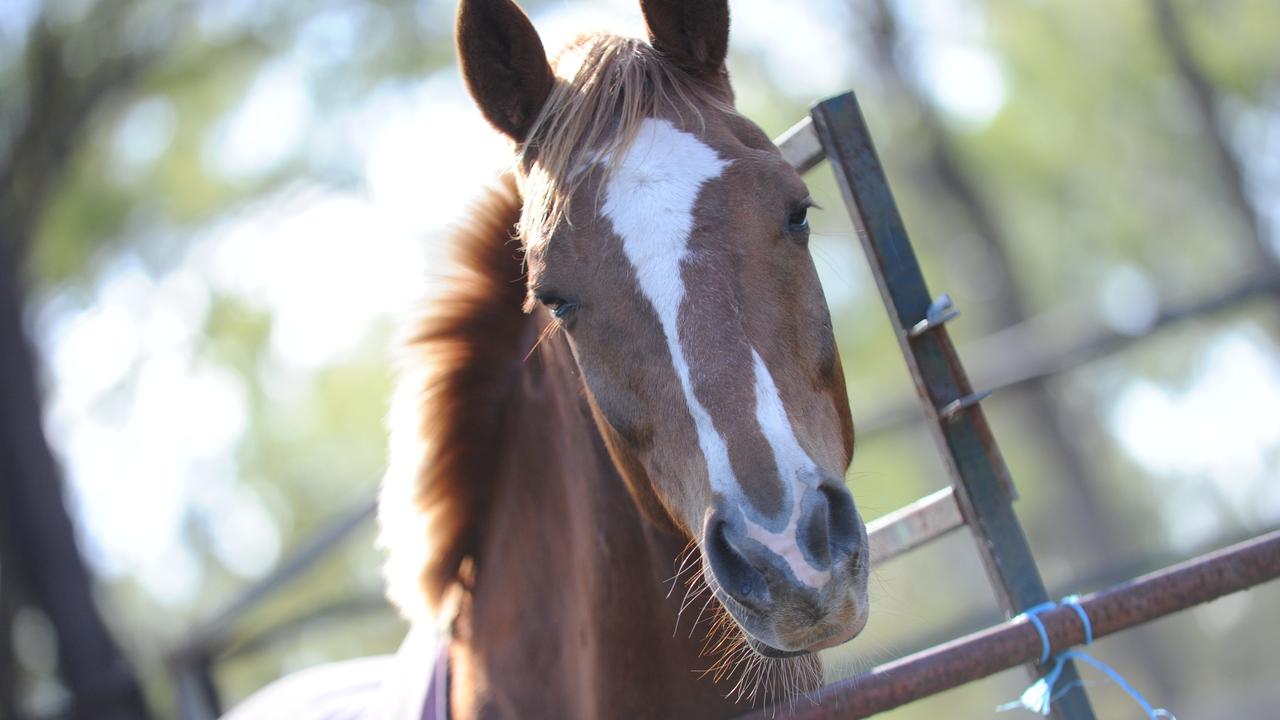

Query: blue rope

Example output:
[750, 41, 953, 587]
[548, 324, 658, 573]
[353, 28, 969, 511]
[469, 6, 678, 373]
[997, 596, 1175, 719]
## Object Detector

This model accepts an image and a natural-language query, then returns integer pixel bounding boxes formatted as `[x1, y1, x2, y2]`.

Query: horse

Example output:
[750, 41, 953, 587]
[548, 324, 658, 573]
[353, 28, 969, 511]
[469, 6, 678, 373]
[226, 0, 869, 717]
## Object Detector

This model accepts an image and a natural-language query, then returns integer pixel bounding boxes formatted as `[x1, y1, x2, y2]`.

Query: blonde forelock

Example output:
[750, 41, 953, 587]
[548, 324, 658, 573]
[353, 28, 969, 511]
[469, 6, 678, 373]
[514, 33, 732, 255]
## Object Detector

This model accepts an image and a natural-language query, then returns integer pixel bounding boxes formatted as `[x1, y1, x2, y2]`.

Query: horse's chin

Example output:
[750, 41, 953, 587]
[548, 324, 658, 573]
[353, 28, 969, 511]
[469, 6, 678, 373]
[743, 635, 810, 659]
[723, 595, 867, 659]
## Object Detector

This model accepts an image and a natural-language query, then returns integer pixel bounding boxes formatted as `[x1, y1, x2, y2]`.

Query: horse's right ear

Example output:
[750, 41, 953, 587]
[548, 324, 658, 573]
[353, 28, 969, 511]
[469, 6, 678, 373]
[456, 0, 554, 143]
[639, 0, 730, 78]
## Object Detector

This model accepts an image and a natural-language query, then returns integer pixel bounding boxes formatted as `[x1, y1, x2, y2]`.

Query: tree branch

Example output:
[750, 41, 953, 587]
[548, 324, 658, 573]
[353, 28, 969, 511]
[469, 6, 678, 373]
[1150, 0, 1275, 274]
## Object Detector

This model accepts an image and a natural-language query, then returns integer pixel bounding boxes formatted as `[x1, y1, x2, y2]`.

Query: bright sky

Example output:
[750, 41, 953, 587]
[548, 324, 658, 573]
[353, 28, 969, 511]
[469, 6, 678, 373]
[27, 0, 1280, 609]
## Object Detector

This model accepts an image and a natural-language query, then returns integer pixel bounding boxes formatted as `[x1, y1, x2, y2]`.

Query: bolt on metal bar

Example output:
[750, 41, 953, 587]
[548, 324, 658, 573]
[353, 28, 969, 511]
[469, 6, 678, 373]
[908, 294, 960, 337]
[938, 389, 995, 423]
[737, 529, 1280, 719]
[808, 91, 1096, 719]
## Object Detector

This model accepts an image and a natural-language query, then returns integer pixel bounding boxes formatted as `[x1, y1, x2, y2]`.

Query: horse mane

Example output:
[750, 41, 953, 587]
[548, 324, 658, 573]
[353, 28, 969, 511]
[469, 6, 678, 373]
[378, 174, 527, 621]
[379, 31, 732, 622]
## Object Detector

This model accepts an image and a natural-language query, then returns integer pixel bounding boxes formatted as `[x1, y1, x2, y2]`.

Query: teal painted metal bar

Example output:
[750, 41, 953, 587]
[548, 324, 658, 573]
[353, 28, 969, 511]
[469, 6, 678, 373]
[807, 91, 1097, 719]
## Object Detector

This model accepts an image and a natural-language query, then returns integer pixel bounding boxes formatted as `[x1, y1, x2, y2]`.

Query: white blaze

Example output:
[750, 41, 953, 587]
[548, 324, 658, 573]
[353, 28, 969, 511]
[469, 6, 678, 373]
[602, 118, 826, 588]
[603, 118, 736, 497]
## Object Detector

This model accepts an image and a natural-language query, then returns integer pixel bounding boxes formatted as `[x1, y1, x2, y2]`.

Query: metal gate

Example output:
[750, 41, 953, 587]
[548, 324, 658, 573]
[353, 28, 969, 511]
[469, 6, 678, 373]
[734, 90, 1280, 719]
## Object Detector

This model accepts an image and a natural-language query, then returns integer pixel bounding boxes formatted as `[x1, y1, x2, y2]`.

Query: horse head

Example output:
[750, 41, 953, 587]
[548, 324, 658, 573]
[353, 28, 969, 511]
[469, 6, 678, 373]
[456, 0, 868, 658]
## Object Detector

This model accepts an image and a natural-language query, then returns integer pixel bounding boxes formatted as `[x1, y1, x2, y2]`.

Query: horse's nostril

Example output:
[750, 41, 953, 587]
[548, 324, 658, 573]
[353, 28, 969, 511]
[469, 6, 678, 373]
[704, 516, 767, 607]
[821, 481, 861, 563]
[799, 494, 832, 566]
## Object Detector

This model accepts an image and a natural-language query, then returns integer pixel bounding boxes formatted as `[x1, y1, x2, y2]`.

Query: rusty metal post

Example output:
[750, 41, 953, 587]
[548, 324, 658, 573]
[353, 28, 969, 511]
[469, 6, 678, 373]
[808, 91, 1097, 719]
[738, 529, 1280, 719]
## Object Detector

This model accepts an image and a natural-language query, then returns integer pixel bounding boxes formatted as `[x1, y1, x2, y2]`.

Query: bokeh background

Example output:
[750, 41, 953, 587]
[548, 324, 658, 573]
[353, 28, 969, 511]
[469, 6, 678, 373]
[2, 0, 1277, 718]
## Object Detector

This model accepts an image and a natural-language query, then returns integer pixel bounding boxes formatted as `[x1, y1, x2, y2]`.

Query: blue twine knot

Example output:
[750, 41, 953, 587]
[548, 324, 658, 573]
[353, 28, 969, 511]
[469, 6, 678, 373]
[996, 595, 1175, 719]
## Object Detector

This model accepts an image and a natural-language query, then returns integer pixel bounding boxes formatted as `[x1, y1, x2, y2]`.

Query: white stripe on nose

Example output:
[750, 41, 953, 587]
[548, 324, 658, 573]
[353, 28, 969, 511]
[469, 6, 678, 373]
[751, 348, 818, 509]
[745, 349, 828, 588]
[603, 118, 737, 497]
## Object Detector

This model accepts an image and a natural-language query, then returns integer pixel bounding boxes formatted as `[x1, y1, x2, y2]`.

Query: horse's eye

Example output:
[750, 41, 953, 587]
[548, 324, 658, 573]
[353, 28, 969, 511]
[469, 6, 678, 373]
[535, 293, 576, 318]
[787, 205, 810, 232]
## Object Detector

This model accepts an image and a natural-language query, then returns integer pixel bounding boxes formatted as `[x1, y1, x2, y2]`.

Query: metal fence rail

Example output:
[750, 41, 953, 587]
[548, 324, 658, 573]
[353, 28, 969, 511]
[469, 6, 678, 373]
[170, 496, 377, 719]
[739, 530, 1280, 719]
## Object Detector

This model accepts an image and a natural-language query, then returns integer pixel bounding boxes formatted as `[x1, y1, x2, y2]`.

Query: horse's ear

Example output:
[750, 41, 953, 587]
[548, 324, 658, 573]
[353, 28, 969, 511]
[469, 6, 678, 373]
[456, 0, 554, 143]
[639, 0, 730, 77]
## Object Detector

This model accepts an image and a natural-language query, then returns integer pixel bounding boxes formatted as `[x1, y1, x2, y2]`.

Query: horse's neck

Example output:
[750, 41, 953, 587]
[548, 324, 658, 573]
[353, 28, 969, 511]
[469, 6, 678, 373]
[449, 325, 740, 720]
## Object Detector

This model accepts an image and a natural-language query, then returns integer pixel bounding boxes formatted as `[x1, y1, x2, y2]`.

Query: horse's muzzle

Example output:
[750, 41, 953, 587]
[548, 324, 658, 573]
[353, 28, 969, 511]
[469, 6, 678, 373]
[701, 479, 870, 654]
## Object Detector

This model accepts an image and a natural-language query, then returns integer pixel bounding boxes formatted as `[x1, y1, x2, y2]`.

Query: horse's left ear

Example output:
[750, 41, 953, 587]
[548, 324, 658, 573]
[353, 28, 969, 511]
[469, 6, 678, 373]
[456, 0, 555, 143]
[639, 0, 730, 77]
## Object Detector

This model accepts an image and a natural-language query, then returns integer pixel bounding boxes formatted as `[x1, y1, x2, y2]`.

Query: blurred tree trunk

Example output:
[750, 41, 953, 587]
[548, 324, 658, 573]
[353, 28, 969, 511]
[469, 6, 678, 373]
[0, 6, 172, 719]
[1, 538, 18, 718]
[0, 246, 153, 720]
[857, 0, 1178, 696]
